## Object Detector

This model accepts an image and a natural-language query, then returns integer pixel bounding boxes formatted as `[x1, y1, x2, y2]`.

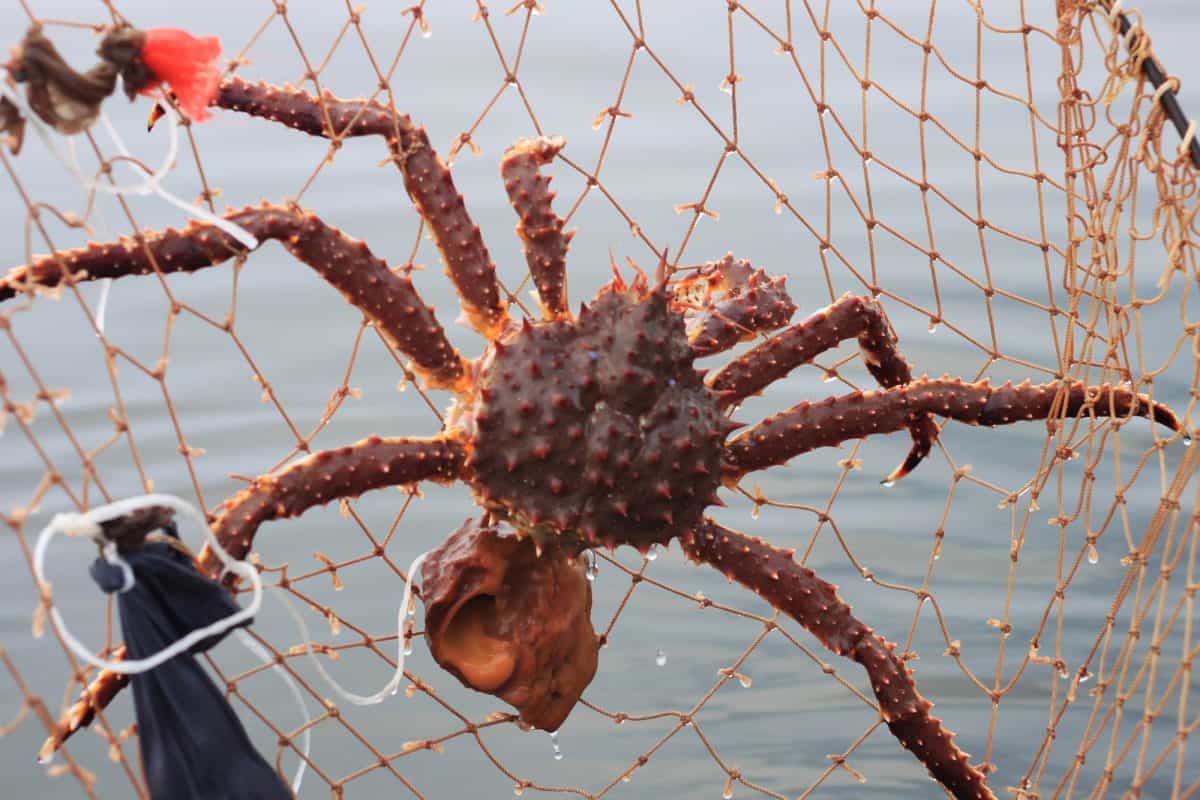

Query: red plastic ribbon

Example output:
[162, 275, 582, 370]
[138, 28, 221, 121]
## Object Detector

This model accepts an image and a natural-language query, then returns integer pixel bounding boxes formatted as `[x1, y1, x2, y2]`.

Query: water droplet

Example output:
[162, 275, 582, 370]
[586, 553, 599, 582]
[1087, 543, 1099, 565]
[738, 673, 752, 688]
[1079, 669, 1092, 683]
[646, 545, 659, 562]
[514, 784, 525, 796]
[407, 596, 417, 617]
[403, 639, 414, 656]
[421, 28, 433, 39]
[1181, 434, 1193, 447]
[1058, 666, 1069, 680]
[822, 372, 837, 383]
[554, 750, 563, 761]
[722, 775, 735, 799]
[881, 480, 896, 489]
[655, 649, 667, 667]
[719, 80, 733, 95]
[927, 321, 939, 335]
[622, 774, 632, 783]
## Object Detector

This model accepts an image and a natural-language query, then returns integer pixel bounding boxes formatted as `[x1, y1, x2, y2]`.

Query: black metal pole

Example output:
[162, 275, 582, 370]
[1100, 0, 1200, 169]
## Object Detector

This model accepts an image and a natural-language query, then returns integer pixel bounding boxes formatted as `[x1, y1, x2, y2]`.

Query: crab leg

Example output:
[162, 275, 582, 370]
[724, 377, 1181, 478]
[216, 77, 509, 338]
[1, 204, 468, 390]
[500, 136, 572, 320]
[682, 520, 995, 800]
[712, 293, 939, 481]
[199, 433, 466, 573]
[37, 648, 129, 764]
[37, 433, 466, 759]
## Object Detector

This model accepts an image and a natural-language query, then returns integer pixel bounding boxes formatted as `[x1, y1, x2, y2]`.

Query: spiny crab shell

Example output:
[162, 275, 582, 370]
[420, 518, 598, 731]
[448, 273, 737, 554]
[429, 271, 747, 728]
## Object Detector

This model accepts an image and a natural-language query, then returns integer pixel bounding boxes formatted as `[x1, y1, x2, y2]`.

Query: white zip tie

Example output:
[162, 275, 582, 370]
[32, 494, 263, 675]
[236, 630, 311, 796]
[274, 550, 429, 706]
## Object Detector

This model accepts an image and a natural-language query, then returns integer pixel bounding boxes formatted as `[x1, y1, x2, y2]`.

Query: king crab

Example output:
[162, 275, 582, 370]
[6, 76, 1183, 800]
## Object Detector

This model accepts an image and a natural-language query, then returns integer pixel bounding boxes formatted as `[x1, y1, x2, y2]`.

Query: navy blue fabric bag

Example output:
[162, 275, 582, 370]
[90, 522, 291, 799]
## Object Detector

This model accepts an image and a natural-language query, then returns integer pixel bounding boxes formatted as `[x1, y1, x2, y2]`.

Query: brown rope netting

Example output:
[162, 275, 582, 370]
[1, 1, 1198, 798]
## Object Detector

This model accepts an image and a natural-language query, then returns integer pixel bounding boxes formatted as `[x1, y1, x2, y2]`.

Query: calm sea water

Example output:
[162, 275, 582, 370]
[2, 1, 1197, 797]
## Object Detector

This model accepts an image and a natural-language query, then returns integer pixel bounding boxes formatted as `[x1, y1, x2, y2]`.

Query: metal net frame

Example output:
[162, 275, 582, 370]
[0, 0, 1197, 798]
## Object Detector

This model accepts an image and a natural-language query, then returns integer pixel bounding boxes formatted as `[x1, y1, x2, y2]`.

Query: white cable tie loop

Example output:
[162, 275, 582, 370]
[98, 111, 258, 249]
[101, 542, 136, 594]
[33, 494, 263, 675]
[0, 85, 257, 251]
[236, 631, 311, 796]
[273, 550, 429, 706]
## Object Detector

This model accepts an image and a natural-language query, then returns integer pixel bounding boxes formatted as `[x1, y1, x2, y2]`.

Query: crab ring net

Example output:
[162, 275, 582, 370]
[1, 1, 1198, 798]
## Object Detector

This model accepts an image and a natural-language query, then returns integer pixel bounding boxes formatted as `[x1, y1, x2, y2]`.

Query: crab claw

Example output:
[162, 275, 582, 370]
[881, 415, 939, 485]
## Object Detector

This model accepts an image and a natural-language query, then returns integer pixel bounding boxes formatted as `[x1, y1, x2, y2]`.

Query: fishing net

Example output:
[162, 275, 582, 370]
[1, 0, 1197, 797]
